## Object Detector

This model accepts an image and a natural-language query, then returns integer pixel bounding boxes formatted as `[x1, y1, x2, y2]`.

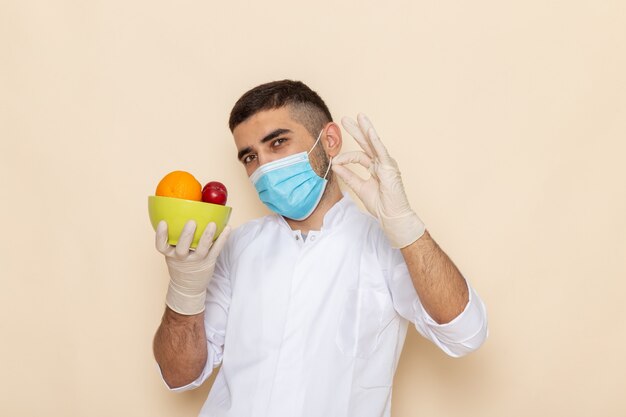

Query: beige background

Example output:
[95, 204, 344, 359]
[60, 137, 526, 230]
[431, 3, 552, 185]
[1, 1, 625, 416]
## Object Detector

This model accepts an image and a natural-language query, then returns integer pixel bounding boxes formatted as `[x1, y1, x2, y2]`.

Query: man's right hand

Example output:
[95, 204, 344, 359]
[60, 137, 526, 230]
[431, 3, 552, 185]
[156, 220, 231, 315]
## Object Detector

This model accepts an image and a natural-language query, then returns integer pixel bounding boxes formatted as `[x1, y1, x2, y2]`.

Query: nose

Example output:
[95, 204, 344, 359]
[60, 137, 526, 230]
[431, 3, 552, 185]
[256, 152, 281, 167]
[247, 152, 277, 177]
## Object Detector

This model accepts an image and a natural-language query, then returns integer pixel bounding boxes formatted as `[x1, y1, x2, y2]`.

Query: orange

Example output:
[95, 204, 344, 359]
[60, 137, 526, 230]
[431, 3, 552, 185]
[155, 170, 202, 201]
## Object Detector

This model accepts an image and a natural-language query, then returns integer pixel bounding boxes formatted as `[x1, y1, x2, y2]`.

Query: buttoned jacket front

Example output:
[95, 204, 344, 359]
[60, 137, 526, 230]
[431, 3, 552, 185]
[167, 194, 488, 417]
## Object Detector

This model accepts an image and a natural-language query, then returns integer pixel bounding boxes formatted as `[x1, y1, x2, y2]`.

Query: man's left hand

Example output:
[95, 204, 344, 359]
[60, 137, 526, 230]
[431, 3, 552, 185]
[331, 113, 426, 248]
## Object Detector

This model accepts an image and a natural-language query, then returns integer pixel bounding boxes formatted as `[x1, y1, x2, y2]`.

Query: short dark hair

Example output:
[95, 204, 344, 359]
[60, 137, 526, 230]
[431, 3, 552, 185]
[228, 80, 333, 139]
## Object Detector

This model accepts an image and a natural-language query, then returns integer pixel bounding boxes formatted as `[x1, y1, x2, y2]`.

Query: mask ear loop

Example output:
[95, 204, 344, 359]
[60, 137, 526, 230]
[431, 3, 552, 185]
[307, 129, 324, 156]
[308, 129, 333, 179]
[322, 156, 333, 179]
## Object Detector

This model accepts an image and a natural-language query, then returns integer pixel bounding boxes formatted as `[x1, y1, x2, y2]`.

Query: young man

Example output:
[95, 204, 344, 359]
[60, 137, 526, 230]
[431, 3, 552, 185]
[153, 80, 488, 417]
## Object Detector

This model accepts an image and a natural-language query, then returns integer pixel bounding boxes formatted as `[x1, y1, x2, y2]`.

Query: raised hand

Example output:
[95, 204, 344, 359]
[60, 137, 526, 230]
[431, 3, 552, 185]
[156, 220, 231, 315]
[331, 113, 425, 248]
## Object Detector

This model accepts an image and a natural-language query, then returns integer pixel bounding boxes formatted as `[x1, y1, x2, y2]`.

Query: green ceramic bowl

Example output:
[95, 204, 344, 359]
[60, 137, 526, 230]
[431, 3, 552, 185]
[148, 195, 232, 248]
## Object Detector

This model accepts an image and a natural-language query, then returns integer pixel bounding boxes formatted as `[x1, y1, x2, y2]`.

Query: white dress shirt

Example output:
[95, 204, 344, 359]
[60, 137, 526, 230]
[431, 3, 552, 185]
[165, 194, 488, 417]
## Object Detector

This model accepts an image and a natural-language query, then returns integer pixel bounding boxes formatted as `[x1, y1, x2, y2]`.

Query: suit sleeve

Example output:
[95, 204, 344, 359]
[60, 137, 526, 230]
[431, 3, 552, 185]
[386, 244, 488, 358]
[160, 234, 233, 392]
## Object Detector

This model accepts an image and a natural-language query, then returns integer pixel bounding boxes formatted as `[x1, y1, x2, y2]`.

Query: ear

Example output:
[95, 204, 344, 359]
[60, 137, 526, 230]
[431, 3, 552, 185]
[322, 122, 342, 158]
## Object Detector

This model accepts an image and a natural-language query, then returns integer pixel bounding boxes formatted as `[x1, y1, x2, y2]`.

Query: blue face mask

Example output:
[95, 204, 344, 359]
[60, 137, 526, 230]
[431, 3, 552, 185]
[250, 130, 332, 221]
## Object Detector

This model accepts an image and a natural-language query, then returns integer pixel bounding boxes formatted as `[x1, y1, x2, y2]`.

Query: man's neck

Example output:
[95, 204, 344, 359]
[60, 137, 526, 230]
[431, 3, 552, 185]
[284, 183, 343, 234]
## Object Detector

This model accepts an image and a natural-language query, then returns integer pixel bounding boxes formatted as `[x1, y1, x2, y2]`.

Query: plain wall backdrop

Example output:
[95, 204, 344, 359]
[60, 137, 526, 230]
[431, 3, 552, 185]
[1, 1, 625, 416]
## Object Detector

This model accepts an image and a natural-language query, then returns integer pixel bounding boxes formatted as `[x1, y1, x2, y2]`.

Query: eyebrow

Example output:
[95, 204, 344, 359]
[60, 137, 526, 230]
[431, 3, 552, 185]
[237, 128, 293, 161]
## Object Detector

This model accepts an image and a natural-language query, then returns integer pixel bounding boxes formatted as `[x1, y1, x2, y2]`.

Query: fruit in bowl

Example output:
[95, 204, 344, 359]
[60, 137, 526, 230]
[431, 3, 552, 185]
[202, 181, 228, 205]
[148, 171, 232, 248]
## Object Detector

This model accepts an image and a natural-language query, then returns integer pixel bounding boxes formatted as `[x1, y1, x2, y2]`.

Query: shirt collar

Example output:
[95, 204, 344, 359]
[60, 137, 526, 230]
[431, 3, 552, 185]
[320, 192, 355, 232]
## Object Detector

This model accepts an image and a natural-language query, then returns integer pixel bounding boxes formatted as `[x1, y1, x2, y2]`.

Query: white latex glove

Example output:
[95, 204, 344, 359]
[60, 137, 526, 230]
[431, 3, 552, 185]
[331, 113, 426, 248]
[156, 220, 231, 315]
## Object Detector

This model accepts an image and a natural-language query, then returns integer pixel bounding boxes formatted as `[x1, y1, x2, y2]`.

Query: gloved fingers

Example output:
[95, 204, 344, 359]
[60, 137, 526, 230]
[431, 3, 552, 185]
[208, 225, 232, 261]
[356, 113, 375, 133]
[356, 113, 380, 156]
[331, 164, 366, 194]
[155, 220, 174, 256]
[357, 113, 392, 162]
[174, 220, 196, 259]
[341, 116, 375, 157]
[332, 151, 372, 169]
[194, 222, 217, 258]
[365, 126, 392, 163]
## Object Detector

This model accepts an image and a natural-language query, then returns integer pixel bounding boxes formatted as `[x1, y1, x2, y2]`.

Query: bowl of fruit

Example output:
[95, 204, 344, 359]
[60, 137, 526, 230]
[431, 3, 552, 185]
[148, 170, 232, 248]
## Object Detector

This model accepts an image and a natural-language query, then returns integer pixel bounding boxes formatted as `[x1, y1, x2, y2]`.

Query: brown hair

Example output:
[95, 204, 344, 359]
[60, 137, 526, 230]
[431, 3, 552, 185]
[228, 80, 333, 139]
